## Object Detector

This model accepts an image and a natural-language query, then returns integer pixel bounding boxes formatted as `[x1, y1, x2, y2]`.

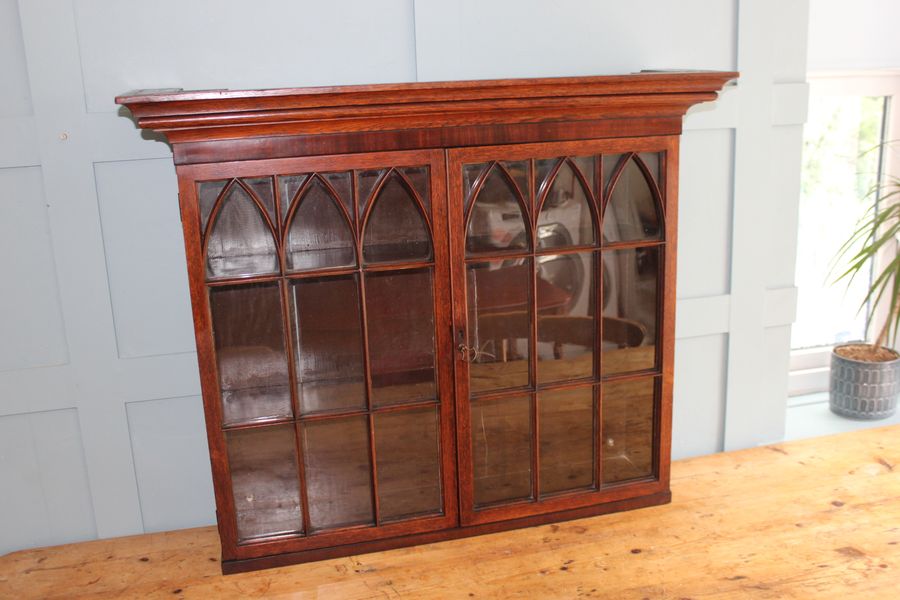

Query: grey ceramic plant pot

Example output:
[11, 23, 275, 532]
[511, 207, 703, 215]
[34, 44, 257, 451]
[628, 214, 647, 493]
[830, 342, 900, 420]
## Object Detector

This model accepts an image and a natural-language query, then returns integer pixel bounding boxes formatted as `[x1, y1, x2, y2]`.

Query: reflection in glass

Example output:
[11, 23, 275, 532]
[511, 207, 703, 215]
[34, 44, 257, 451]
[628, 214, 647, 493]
[537, 252, 595, 383]
[198, 179, 228, 232]
[206, 184, 279, 279]
[210, 283, 290, 426]
[466, 260, 532, 393]
[400, 166, 431, 215]
[227, 425, 302, 540]
[243, 177, 277, 227]
[536, 158, 559, 192]
[363, 175, 432, 263]
[472, 395, 532, 506]
[500, 160, 530, 204]
[539, 387, 595, 495]
[604, 157, 662, 243]
[537, 161, 596, 249]
[321, 171, 353, 216]
[366, 269, 436, 406]
[289, 276, 366, 414]
[571, 155, 595, 196]
[601, 248, 658, 375]
[463, 162, 488, 213]
[602, 377, 655, 483]
[303, 416, 374, 531]
[639, 152, 661, 185]
[601, 154, 623, 198]
[356, 169, 384, 217]
[278, 174, 309, 222]
[285, 178, 356, 271]
[375, 407, 442, 521]
[465, 166, 529, 256]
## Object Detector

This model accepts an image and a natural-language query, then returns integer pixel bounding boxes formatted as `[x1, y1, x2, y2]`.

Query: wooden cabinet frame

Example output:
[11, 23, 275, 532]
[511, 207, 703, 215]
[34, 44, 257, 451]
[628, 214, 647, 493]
[117, 71, 736, 573]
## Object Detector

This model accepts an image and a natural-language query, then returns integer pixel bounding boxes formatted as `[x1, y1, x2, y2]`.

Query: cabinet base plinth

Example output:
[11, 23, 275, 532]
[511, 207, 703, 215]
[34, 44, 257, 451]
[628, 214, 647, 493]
[221, 489, 671, 574]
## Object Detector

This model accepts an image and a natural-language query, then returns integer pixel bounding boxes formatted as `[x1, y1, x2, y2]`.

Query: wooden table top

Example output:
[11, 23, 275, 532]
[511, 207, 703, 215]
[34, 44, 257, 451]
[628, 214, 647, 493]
[2, 425, 899, 599]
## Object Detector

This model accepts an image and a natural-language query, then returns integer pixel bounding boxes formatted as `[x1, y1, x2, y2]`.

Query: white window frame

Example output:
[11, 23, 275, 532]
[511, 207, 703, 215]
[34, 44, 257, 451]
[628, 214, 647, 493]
[789, 70, 900, 398]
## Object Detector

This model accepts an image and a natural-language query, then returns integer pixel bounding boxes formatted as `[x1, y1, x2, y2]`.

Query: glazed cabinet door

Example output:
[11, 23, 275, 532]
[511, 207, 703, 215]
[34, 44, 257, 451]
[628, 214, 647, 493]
[448, 139, 677, 525]
[177, 150, 457, 561]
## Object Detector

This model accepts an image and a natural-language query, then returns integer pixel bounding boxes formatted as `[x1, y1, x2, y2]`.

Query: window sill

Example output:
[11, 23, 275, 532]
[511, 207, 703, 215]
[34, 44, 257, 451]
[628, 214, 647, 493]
[784, 392, 900, 441]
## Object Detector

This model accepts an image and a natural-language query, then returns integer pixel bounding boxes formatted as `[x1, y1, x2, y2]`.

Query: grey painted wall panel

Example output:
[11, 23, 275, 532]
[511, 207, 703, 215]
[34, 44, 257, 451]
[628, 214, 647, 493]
[0, 409, 96, 554]
[126, 396, 215, 533]
[413, 0, 737, 81]
[672, 334, 728, 459]
[764, 125, 804, 290]
[677, 129, 735, 299]
[769, 0, 810, 82]
[0, 0, 31, 117]
[73, 0, 418, 113]
[0, 166, 68, 372]
[94, 158, 194, 359]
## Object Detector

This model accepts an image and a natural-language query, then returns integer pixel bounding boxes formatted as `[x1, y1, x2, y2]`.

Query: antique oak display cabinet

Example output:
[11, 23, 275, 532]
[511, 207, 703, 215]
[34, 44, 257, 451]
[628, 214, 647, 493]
[117, 71, 736, 573]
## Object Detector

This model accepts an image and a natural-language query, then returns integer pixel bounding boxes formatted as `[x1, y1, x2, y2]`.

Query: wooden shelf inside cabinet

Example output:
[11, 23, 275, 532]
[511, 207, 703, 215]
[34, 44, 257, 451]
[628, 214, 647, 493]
[117, 70, 737, 573]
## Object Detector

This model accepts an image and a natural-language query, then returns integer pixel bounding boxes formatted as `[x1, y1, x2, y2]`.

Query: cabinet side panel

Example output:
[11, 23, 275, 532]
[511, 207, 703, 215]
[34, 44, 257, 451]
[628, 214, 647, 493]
[176, 170, 239, 557]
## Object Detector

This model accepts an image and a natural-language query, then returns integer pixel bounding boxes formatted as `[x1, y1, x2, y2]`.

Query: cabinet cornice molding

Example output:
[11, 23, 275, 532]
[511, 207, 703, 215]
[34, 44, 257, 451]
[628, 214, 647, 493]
[117, 71, 737, 146]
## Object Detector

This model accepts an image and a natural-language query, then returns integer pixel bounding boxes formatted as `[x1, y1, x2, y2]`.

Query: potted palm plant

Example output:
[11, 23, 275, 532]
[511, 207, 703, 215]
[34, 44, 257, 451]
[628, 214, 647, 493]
[832, 159, 900, 419]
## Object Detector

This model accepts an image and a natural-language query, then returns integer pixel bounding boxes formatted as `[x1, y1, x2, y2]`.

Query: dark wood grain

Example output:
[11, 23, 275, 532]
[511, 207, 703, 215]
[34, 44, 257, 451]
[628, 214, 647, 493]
[171, 117, 685, 165]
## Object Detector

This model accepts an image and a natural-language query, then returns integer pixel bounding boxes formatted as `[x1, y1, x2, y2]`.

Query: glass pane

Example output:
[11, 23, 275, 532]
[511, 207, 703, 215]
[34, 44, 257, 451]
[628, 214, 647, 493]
[601, 154, 624, 198]
[375, 407, 442, 521]
[363, 175, 432, 263]
[792, 96, 887, 349]
[210, 283, 290, 426]
[303, 416, 374, 531]
[572, 155, 596, 197]
[500, 160, 530, 205]
[467, 260, 531, 393]
[466, 166, 529, 256]
[400, 166, 431, 216]
[285, 178, 356, 272]
[472, 395, 532, 506]
[322, 171, 353, 216]
[602, 377, 655, 484]
[289, 276, 366, 414]
[243, 177, 276, 227]
[366, 269, 436, 407]
[206, 184, 279, 279]
[539, 387, 595, 495]
[601, 248, 659, 375]
[227, 425, 302, 540]
[537, 252, 595, 384]
[198, 179, 228, 233]
[638, 152, 661, 185]
[537, 161, 596, 249]
[463, 162, 488, 213]
[279, 174, 309, 222]
[536, 158, 559, 192]
[357, 169, 385, 217]
[603, 157, 662, 243]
